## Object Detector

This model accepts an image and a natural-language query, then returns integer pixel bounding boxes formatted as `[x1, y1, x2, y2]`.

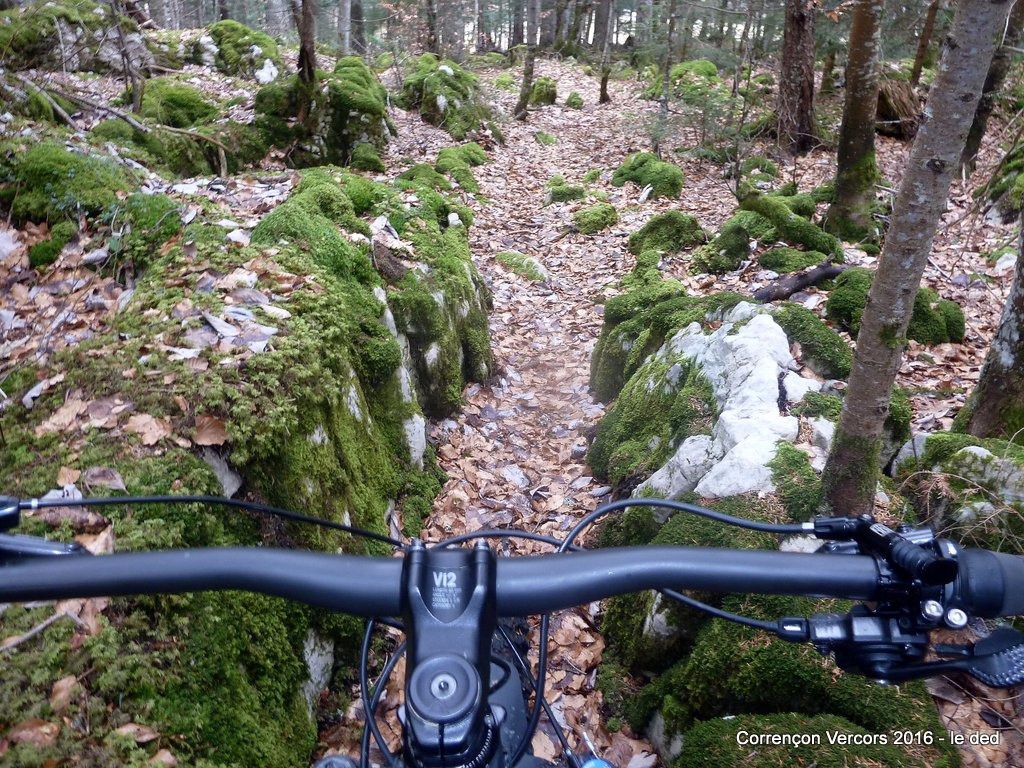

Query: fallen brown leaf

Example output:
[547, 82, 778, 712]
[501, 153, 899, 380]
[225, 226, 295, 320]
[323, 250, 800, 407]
[125, 414, 172, 446]
[193, 414, 228, 446]
[49, 676, 79, 713]
[81, 466, 127, 492]
[7, 719, 59, 747]
[114, 722, 160, 744]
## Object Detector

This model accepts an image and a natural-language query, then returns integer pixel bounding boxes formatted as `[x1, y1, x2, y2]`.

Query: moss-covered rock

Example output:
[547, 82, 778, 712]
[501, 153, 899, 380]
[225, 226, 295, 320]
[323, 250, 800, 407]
[825, 267, 966, 345]
[612, 152, 684, 199]
[565, 91, 584, 109]
[574, 202, 618, 234]
[399, 53, 496, 141]
[985, 143, 1024, 222]
[633, 593, 957, 767]
[494, 72, 517, 91]
[644, 59, 721, 105]
[350, 142, 385, 172]
[495, 250, 546, 281]
[138, 78, 219, 128]
[691, 210, 775, 274]
[193, 19, 281, 81]
[254, 59, 396, 169]
[759, 246, 825, 273]
[529, 76, 558, 105]
[0, 0, 154, 73]
[107, 192, 182, 272]
[628, 211, 707, 254]
[1, 141, 134, 224]
[548, 184, 585, 203]
[772, 303, 852, 380]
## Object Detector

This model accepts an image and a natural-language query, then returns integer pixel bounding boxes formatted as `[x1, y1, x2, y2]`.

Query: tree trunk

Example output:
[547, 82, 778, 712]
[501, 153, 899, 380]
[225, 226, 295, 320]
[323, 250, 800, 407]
[823, 0, 883, 242]
[292, 0, 316, 123]
[777, 0, 816, 154]
[909, 0, 940, 87]
[337, 0, 351, 55]
[217, 0, 228, 20]
[876, 77, 920, 138]
[821, 0, 1014, 517]
[598, 0, 613, 103]
[819, 44, 836, 95]
[960, 228, 1024, 440]
[654, 0, 678, 155]
[351, 0, 365, 53]
[592, 0, 611, 48]
[514, 0, 540, 118]
[512, 0, 525, 45]
[961, 0, 1024, 173]
[425, 0, 440, 53]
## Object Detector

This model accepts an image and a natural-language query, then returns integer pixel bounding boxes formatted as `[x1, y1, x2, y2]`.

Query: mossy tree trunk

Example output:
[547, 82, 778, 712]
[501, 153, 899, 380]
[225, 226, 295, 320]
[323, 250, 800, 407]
[777, 0, 816, 154]
[512, 0, 525, 45]
[424, 0, 440, 54]
[961, 0, 1024, 173]
[819, 43, 837, 96]
[293, 0, 316, 123]
[352, 0, 366, 53]
[909, 0, 940, 87]
[823, 0, 883, 242]
[822, 0, 1014, 517]
[592, 0, 612, 50]
[598, 0, 614, 103]
[959, 228, 1024, 441]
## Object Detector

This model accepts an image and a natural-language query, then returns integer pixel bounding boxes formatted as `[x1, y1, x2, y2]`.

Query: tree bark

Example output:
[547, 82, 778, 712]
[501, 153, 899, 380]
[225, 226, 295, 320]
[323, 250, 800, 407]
[960, 228, 1024, 441]
[217, 0, 229, 20]
[351, 0, 366, 53]
[823, 0, 883, 241]
[654, 0, 678, 155]
[598, 0, 613, 103]
[512, 0, 525, 45]
[336, 0, 350, 54]
[909, 0, 940, 87]
[292, 0, 316, 123]
[819, 44, 836, 96]
[514, 0, 540, 118]
[424, 0, 440, 53]
[592, 0, 611, 48]
[961, 0, 1024, 173]
[777, 0, 817, 154]
[821, 0, 1014, 517]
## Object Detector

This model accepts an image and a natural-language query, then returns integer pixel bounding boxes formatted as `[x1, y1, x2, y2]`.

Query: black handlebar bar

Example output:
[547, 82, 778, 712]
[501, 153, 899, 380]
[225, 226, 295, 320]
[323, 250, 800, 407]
[0, 544, 1019, 618]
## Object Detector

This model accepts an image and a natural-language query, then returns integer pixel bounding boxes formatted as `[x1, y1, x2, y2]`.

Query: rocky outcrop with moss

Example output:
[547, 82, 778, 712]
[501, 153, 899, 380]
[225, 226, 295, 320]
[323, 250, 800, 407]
[0, 137, 491, 765]
[0, 0, 154, 73]
[628, 211, 706, 255]
[986, 144, 1024, 223]
[255, 57, 397, 169]
[825, 267, 966, 345]
[191, 19, 281, 83]
[398, 53, 498, 141]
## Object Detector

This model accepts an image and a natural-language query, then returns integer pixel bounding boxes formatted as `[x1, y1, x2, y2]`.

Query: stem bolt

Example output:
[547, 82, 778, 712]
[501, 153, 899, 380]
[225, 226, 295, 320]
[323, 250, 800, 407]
[945, 607, 968, 629]
[921, 600, 944, 621]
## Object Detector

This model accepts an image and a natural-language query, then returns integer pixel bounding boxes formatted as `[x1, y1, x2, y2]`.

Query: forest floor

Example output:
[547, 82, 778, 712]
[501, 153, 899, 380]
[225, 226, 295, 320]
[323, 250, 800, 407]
[374, 59, 1023, 768]
[2, 53, 1022, 767]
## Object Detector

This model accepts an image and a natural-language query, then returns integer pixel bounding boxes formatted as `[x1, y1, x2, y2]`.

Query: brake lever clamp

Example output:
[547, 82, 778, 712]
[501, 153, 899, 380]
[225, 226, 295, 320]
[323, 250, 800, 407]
[1, 496, 20, 532]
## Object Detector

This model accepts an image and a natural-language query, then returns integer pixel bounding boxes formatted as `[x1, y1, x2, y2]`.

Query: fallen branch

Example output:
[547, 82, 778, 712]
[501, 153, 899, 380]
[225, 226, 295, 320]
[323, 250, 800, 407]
[752, 262, 849, 303]
[10, 74, 80, 130]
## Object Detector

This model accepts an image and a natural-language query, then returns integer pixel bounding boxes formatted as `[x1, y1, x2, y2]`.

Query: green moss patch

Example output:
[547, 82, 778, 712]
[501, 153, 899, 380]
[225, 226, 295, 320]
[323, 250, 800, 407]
[759, 246, 825, 273]
[611, 152, 684, 199]
[574, 202, 618, 234]
[28, 220, 78, 267]
[565, 91, 584, 109]
[434, 142, 488, 192]
[2, 141, 134, 224]
[739, 192, 842, 258]
[529, 76, 558, 105]
[138, 78, 218, 128]
[495, 251, 546, 281]
[628, 211, 706, 254]
[399, 53, 496, 141]
[825, 267, 966, 345]
[494, 72, 517, 91]
[548, 184, 585, 203]
[772, 303, 852, 380]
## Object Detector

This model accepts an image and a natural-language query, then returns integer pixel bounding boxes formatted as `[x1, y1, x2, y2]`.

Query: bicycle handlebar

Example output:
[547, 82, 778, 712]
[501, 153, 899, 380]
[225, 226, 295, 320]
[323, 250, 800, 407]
[0, 544, 1020, 618]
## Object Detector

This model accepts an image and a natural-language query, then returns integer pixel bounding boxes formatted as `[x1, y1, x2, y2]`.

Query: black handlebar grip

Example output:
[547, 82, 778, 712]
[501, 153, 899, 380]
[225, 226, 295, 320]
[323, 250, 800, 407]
[888, 536, 958, 586]
[957, 549, 1024, 618]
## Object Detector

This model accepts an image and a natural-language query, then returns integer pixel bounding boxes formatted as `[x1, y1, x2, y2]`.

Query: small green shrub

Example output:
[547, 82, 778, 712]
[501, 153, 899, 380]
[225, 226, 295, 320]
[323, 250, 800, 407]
[565, 91, 584, 109]
[574, 203, 618, 234]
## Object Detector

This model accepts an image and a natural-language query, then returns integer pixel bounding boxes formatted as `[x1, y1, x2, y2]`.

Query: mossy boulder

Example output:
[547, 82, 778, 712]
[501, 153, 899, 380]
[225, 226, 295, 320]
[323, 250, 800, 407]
[611, 152, 684, 199]
[644, 58, 721, 104]
[628, 211, 707, 255]
[529, 76, 558, 105]
[254, 59, 396, 168]
[106, 192, 183, 272]
[984, 142, 1023, 222]
[825, 267, 966, 345]
[772, 303, 852, 380]
[574, 202, 618, 234]
[548, 184, 585, 203]
[399, 53, 496, 141]
[759, 246, 825, 273]
[350, 142, 385, 172]
[0, 0, 154, 73]
[1, 141, 134, 224]
[691, 210, 773, 274]
[138, 78, 219, 128]
[739, 191, 842, 258]
[565, 91, 584, 109]
[630, 593, 957, 767]
[193, 19, 281, 82]
[494, 72, 517, 91]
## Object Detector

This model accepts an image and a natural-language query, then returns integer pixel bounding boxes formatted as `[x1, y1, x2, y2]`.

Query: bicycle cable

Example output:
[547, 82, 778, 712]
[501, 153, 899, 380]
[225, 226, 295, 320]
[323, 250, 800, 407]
[359, 622, 405, 768]
[13, 494, 405, 548]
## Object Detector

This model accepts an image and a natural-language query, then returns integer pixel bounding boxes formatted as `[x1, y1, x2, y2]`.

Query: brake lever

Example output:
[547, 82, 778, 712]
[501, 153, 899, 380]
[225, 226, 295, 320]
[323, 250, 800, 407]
[0, 533, 90, 562]
[934, 627, 1024, 687]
